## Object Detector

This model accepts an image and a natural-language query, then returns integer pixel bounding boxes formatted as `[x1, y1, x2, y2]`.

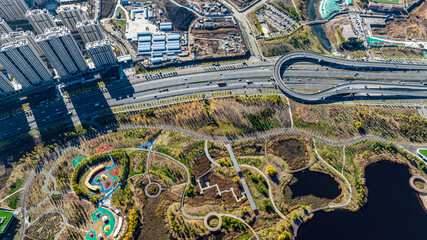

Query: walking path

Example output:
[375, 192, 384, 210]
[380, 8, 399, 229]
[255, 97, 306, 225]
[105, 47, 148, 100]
[220, 213, 260, 240]
[114, 124, 427, 150]
[286, 97, 294, 129]
[0, 188, 23, 203]
[145, 131, 163, 183]
[16, 121, 427, 240]
[292, 140, 353, 237]
[204, 140, 221, 167]
[241, 164, 286, 220]
[225, 143, 259, 215]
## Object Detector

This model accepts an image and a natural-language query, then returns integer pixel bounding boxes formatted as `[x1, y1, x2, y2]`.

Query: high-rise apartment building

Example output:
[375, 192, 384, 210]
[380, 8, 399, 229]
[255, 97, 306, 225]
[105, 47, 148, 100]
[0, 73, 13, 93]
[26, 9, 57, 34]
[0, 40, 52, 88]
[76, 20, 105, 44]
[0, 0, 29, 22]
[34, 0, 57, 6]
[86, 40, 117, 69]
[36, 27, 88, 77]
[0, 18, 12, 35]
[0, 31, 44, 56]
[56, 5, 87, 32]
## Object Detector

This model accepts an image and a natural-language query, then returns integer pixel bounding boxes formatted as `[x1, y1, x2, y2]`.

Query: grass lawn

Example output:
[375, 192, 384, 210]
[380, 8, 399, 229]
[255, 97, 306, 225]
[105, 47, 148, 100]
[113, 19, 126, 36]
[7, 178, 24, 209]
[373, 0, 399, 3]
[0, 210, 13, 234]
[419, 149, 427, 158]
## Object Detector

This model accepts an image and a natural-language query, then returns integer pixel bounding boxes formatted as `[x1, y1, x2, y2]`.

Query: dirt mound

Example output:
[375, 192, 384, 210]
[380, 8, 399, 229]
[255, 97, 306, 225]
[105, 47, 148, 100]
[163, 0, 196, 31]
[269, 137, 310, 170]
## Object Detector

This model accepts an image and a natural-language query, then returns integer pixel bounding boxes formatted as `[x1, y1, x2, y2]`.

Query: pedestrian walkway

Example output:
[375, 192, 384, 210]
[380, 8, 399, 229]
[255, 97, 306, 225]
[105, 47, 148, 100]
[225, 143, 259, 216]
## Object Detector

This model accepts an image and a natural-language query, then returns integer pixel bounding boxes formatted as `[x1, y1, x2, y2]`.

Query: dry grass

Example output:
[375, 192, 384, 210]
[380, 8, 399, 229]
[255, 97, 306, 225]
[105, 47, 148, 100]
[291, 101, 427, 143]
[96, 95, 292, 139]
[258, 27, 327, 57]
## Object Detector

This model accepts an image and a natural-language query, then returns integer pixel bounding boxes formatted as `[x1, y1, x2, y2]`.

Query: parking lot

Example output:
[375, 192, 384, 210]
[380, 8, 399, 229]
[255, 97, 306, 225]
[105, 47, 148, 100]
[256, 4, 299, 37]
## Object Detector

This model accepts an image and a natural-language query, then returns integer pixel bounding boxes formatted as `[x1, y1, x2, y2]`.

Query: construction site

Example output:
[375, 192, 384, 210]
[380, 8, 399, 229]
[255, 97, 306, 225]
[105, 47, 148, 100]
[189, 17, 248, 60]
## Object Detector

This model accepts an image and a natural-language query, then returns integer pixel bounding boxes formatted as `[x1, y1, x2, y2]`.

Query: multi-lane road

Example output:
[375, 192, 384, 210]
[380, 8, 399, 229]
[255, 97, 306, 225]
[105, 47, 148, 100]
[2, 52, 427, 141]
[274, 51, 427, 102]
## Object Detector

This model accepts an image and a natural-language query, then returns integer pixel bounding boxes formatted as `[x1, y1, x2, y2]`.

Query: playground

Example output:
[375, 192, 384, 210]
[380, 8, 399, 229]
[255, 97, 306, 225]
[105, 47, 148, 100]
[72, 156, 85, 168]
[86, 207, 117, 240]
[87, 164, 120, 193]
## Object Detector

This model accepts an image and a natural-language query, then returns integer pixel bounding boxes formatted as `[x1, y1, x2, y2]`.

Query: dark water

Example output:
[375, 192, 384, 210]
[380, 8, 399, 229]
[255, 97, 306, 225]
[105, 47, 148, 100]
[289, 170, 341, 199]
[297, 161, 427, 240]
[307, 0, 332, 52]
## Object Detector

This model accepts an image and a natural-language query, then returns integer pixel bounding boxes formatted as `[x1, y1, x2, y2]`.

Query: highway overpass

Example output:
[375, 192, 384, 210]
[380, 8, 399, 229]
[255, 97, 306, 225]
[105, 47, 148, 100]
[274, 51, 427, 102]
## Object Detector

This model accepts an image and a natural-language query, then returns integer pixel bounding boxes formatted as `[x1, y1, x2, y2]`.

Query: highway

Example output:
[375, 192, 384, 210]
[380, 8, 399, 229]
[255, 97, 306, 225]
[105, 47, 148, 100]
[2, 52, 427, 141]
[274, 51, 427, 102]
[0, 66, 274, 140]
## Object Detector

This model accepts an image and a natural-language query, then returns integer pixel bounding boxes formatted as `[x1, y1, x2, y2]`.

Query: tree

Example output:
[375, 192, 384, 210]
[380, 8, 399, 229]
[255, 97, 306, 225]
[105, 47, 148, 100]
[278, 231, 292, 240]
[266, 165, 277, 178]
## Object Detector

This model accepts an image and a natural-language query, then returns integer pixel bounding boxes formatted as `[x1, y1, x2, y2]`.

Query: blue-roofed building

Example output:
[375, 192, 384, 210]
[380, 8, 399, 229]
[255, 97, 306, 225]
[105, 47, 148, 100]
[159, 22, 173, 31]
[153, 35, 166, 41]
[167, 34, 180, 41]
[167, 40, 180, 45]
[167, 44, 180, 50]
[152, 45, 166, 51]
[137, 31, 151, 36]
[138, 36, 152, 42]
[131, 8, 148, 21]
[151, 57, 162, 64]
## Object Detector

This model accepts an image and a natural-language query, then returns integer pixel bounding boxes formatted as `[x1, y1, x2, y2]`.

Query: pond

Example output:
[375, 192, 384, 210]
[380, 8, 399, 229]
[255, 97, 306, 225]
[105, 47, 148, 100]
[297, 161, 427, 239]
[289, 170, 341, 199]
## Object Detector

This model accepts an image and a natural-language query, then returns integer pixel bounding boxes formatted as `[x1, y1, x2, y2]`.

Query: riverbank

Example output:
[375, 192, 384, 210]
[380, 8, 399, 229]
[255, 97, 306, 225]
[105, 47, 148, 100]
[307, 0, 332, 52]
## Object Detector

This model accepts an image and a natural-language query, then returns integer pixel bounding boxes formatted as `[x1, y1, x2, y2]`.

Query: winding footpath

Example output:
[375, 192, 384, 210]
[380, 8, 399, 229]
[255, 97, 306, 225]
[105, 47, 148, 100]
[19, 147, 89, 240]
[15, 117, 427, 239]
[292, 139, 353, 237]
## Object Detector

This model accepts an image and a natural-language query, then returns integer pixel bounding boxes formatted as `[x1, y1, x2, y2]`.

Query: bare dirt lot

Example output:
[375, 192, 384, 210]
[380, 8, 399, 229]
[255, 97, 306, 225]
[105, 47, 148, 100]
[372, 19, 421, 39]
[101, 0, 116, 18]
[229, 0, 256, 10]
[194, 39, 223, 58]
[163, 0, 197, 31]
[191, 21, 240, 39]
[190, 18, 247, 59]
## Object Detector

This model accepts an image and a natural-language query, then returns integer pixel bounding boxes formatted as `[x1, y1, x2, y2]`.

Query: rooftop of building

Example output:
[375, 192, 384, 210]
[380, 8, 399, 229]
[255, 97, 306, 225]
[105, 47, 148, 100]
[35, 26, 71, 41]
[86, 39, 111, 49]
